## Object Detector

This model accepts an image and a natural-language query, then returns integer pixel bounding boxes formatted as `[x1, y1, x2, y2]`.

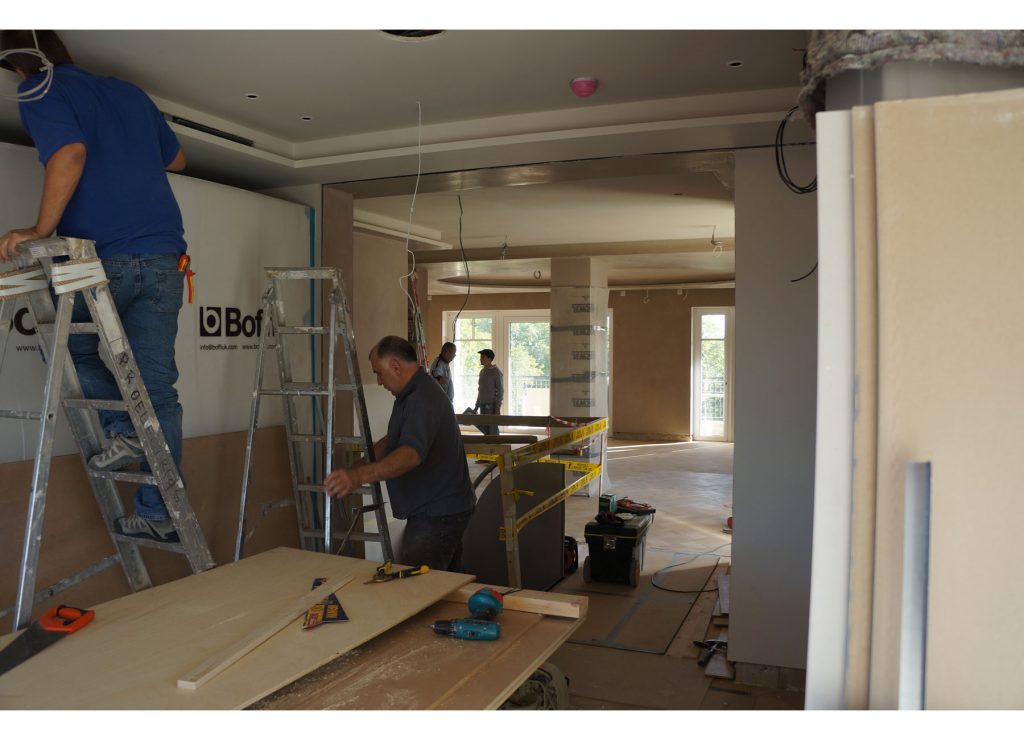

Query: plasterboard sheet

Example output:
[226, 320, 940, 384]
[0, 547, 474, 709]
[873, 87, 1024, 709]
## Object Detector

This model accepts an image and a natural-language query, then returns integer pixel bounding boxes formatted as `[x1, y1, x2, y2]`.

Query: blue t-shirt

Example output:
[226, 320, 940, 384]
[18, 64, 187, 257]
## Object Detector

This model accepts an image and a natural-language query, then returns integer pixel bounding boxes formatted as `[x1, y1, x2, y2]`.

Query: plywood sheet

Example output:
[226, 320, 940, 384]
[873, 88, 1024, 709]
[0, 547, 473, 709]
[253, 592, 587, 710]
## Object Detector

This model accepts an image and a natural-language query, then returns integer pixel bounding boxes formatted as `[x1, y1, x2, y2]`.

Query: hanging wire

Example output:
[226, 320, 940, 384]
[450, 195, 471, 341]
[1, 31, 55, 102]
[775, 106, 816, 194]
[399, 101, 423, 309]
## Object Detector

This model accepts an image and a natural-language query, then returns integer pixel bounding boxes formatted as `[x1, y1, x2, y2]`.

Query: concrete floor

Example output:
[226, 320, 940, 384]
[548, 438, 804, 711]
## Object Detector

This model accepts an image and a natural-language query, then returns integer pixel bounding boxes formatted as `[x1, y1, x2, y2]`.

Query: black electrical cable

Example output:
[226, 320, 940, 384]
[450, 195, 471, 341]
[790, 262, 818, 283]
[775, 106, 816, 195]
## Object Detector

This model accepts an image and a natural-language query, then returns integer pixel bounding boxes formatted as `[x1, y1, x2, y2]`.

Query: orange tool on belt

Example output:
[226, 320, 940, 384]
[178, 254, 195, 304]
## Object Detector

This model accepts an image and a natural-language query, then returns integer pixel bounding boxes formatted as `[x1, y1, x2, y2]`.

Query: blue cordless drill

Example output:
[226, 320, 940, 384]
[430, 587, 505, 641]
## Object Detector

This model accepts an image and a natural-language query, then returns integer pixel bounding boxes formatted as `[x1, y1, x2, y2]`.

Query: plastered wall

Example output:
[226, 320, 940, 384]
[729, 146, 818, 670]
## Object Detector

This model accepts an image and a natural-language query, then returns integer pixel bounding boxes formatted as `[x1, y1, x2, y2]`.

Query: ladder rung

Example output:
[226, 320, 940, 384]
[64, 398, 129, 411]
[266, 267, 338, 281]
[35, 322, 97, 334]
[275, 326, 328, 335]
[296, 483, 325, 492]
[111, 533, 187, 554]
[89, 470, 158, 485]
[334, 436, 366, 447]
[300, 528, 388, 543]
[285, 434, 365, 448]
[335, 384, 359, 391]
[0, 409, 43, 420]
[262, 383, 329, 396]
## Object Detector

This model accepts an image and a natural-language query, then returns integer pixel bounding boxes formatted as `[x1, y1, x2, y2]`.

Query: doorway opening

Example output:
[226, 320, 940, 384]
[691, 307, 735, 441]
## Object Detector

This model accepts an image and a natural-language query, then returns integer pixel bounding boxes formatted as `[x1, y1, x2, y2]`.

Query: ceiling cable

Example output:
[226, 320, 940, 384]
[775, 106, 816, 195]
[450, 195, 472, 341]
[399, 101, 424, 311]
[1, 31, 54, 102]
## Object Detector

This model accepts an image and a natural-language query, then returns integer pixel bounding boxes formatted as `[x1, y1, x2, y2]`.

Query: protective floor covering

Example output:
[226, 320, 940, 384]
[553, 555, 719, 654]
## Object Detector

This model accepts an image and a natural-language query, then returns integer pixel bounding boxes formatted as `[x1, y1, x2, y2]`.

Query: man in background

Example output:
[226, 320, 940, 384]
[474, 348, 504, 436]
[429, 341, 457, 404]
[0, 30, 189, 542]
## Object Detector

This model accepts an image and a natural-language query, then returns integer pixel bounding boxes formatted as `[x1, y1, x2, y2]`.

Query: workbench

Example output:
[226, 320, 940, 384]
[0, 547, 586, 710]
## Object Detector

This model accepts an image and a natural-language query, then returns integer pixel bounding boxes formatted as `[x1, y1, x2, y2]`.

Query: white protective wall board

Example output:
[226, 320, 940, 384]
[804, 111, 855, 709]
[730, 147, 818, 670]
[0, 142, 312, 463]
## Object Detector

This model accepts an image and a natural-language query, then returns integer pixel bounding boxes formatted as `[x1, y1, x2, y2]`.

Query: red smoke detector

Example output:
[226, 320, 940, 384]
[570, 77, 598, 98]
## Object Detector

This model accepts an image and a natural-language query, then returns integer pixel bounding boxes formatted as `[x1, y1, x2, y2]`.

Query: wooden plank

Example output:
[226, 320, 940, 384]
[705, 629, 734, 680]
[444, 584, 586, 620]
[718, 574, 730, 615]
[667, 562, 729, 659]
[0, 547, 474, 709]
[177, 574, 355, 690]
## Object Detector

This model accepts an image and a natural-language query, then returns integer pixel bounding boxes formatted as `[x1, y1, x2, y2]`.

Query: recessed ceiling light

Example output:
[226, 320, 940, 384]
[727, 60, 744, 68]
[300, 116, 313, 121]
[244, 93, 260, 100]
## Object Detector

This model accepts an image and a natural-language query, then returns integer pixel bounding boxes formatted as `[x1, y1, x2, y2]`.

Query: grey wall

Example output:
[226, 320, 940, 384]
[730, 146, 818, 669]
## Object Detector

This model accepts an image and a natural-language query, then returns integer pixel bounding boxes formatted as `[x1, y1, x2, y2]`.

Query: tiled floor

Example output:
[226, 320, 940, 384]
[549, 438, 804, 711]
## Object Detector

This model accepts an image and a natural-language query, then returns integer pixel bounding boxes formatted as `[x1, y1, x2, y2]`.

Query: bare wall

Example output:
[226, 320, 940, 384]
[729, 146, 818, 670]
[425, 287, 735, 439]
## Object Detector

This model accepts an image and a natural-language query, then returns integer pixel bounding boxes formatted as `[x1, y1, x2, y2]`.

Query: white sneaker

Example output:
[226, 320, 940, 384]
[115, 514, 178, 542]
[89, 434, 146, 471]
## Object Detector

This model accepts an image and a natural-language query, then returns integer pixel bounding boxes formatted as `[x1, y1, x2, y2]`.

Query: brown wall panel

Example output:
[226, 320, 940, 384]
[0, 427, 298, 629]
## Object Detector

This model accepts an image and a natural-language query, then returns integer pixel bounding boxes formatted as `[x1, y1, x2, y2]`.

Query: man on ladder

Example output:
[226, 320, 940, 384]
[1, 30, 190, 542]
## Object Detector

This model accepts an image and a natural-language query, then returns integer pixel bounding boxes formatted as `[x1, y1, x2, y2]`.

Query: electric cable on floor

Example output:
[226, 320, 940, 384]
[650, 542, 732, 594]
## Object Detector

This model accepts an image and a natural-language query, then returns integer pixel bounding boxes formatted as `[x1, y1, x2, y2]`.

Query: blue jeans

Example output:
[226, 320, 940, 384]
[475, 403, 499, 436]
[68, 254, 184, 520]
[401, 509, 474, 572]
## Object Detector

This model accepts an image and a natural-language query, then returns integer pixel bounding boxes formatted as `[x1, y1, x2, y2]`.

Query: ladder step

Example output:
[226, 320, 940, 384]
[285, 434, 366, 448]
[64, 398, 129, 411]
[0, 409, 43, 420]
[296, 483, 325, 493]
[111, 533, 187, 554]
[335, 383, 359, 391]
[35, 322, 98, 334]
[261, 382, 329, 396]
[300, 528, 388, 543]
[89, 470, 158, 485]
[266, 267, 338, 281]
[275, 326, 328, 335]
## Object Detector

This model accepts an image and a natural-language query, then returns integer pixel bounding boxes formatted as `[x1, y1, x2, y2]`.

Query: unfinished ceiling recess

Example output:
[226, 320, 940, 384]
[381, 31, 446, 40]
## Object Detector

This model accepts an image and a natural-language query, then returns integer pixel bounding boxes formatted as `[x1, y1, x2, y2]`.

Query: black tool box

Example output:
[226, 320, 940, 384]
[582, 513, 652, 587]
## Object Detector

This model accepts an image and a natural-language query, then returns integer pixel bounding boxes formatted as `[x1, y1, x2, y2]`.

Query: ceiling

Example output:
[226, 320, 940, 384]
[0, 29, 814, 292]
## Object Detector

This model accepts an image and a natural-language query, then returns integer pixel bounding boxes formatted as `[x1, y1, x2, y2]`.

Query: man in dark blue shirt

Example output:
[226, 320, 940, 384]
[324, 336, 476, 571]
[0, 31, 189, 542]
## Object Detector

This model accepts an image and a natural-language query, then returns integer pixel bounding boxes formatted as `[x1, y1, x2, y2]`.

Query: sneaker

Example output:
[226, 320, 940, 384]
[115, 514, 179, 543]
[89, 434, 146, 471]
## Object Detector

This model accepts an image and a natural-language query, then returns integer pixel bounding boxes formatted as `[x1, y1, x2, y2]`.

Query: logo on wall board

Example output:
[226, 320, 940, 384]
[199, 306, 266, 338]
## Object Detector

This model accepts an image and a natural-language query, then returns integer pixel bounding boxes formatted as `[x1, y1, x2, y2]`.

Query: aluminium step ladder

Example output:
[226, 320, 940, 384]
[234, 266, 394, 563]
[0, 237, 215, 632]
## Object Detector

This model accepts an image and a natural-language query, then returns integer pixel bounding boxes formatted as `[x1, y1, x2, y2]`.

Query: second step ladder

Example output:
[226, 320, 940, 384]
[234, 267, 394, 562]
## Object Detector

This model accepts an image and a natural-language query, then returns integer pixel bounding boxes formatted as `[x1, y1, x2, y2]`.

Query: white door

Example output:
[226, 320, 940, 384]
[691, 307, 734, 441]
